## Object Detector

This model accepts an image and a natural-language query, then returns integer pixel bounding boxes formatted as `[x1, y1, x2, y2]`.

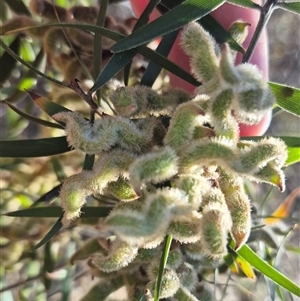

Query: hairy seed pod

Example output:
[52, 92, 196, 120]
[176, 262, 197, 291]
[180, 137, 235, 173]
[219, 44, 240, 85]
[210, 89, 239, 140]
[181, 22, 219, 84]
[228, 20, 251, 60]
[164, 102, 206, 150]
[218, 170, 251, 249]
[129, 147, 179, 194]
[105, 177, 138, 201]
[146, 269, 180, 299]
[168, 212, 202, 243]
[91, 240, 138, 272]
[60, 172, 90, 226]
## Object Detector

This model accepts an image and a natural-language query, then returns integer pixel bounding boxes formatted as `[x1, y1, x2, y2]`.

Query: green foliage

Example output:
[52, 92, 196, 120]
[0, 0, 299, 300]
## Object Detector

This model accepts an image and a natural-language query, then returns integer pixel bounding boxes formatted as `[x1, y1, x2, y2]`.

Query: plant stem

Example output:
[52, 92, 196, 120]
[154, 234, 173, 301]
[242, 0, 279, 63]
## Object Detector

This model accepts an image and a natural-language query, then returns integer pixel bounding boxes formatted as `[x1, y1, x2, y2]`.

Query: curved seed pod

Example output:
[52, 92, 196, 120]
[106, 192, 172, 246]
[228, 20, 251, 59]
[79, 276, 124, 301]
[52, 112, 117, 154]
[161, 89, 191, 108]
[233, 64, 275, 124]
[90, 150, 136, 194]
[70, 237, 108, 265]
[184, 241, 206, 260]
[146, 269, 180, 299]
[180, 137, 235, 173]
[164, 102, 206, 150]
[193, 125, 215, 139]
[174, 175, 210, 209]
[200, 190, 232, 258]
[210, 89, 239, 140]
[29, 0, 69, 21]
[105, 177, 138, 201]
[168, 212, 202, 243]
[235, 137, 287, 175]
[129, 147, 179, 194]
[60, 172, 90, 226]
[253, 163, 286, 191]
[218, 170, 251, 249]
[166, 248, 183, 270]
[110, 86, 139, 117]
[200, 206, 230, 258]
[91, 240, 138, 273]
[180, 22, 219, 84]
[174, 286, 199, 301]
[176, 262, 197, 291]
[219, 44, 240, 85]
[115, 117, 156, 151]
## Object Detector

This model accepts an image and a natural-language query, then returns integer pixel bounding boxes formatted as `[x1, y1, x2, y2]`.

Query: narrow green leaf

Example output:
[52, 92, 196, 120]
[269, 82, 300, 117]
[199, 15, 244, 53]
[4, 101, 64, 129]
[0, 137, 71, 157]
[154, 234, 173, 301]
[243, 136, 300, 166]
[1, 22, 198, 88]
[141, 30, 179, 87]
[3, 0, 31, 16]
[93, 0, 109, 79]
[227, 0, 261, 9]
[27, 90, 72, 119]
[285, 147, 300, 166]
[111, 0, 225, 53]
[32, 215, 63, 250]
[0, 35, 21, 84]
[4, 206, 112, 218]
[138, 44, 199, 86]
[90, 50, 136, 93]
[31, 184, 62, 207]
[82, 154, 95, 171]
[277, 2, 300, 15]
[237, 244, 300, 297]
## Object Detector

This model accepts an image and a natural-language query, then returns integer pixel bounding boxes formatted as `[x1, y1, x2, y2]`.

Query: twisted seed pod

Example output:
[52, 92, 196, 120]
[218, 170, 251, 249]
[164, 102, 206, 150]
[180, 22, 219, 84]
[129, 147, 179, 193]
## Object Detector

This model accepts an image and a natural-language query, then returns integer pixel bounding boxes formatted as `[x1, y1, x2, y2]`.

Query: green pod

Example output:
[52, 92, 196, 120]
[91, 240, 138, 273]
[181, 22, 219, 83]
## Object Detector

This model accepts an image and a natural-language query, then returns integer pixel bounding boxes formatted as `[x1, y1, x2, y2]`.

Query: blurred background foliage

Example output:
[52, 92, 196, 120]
[0, 0, 299, 300]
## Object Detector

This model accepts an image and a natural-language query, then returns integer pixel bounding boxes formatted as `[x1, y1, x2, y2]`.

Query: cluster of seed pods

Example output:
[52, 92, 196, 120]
[53, 22, 287, 300]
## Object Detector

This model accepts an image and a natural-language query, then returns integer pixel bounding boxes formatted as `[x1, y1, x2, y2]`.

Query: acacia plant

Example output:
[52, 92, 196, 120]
[1, 0, 300, 300]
